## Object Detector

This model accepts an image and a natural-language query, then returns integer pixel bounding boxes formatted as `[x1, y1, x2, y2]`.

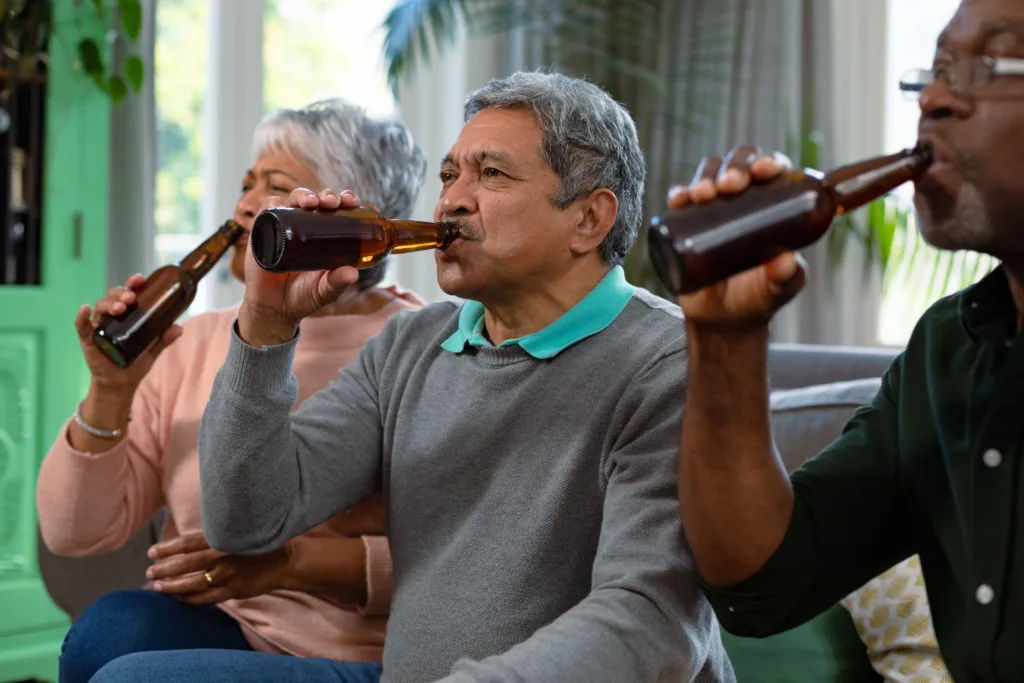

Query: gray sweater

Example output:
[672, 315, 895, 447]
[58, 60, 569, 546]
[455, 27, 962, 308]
[198, 290, 733, 683]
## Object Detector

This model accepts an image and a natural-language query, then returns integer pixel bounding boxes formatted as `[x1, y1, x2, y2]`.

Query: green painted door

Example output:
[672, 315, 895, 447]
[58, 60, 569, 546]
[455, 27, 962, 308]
[0, 1, 110, 680]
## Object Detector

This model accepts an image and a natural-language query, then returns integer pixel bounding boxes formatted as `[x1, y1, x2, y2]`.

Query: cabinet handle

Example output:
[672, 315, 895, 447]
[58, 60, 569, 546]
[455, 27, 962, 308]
[72, 211, 83, 259]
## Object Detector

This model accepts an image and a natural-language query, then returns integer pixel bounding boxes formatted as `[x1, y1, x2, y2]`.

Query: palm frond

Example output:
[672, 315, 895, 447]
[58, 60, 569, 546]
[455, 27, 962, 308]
[383, 0, 470, 97]
[383, 0, 680, 101]
[878, 194, 996, 308]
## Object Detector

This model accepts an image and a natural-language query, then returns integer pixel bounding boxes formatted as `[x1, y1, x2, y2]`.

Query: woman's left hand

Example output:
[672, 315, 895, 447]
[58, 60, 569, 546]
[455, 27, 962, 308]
[146, 530, 289, 605]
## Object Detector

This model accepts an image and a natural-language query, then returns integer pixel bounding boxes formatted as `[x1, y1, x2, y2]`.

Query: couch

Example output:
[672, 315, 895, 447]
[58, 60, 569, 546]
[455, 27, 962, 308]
[37, 342, 901, 681]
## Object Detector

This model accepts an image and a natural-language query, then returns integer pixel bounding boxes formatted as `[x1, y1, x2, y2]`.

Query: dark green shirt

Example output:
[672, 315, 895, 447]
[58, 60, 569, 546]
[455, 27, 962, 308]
[703, 267, 1023, 683]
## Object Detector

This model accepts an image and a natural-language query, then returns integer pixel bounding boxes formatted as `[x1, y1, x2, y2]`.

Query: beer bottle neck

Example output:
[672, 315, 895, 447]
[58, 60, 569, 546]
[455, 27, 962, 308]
[178, 220, 244, 279]
[389, 219, 460, 251]
[824, 145, 932, 215]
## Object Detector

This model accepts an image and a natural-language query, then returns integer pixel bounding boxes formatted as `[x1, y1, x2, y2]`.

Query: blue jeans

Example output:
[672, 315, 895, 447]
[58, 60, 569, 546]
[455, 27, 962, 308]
[90, 650, 382, 683]
[60, 590, 380, 683]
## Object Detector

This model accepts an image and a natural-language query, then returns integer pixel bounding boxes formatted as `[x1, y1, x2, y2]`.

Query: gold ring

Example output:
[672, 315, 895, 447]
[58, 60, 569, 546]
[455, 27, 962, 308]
[204, 570, 215, 587]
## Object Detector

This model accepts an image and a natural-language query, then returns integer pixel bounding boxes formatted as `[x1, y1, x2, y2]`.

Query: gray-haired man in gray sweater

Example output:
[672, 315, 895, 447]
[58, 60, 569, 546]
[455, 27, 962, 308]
[191, 72, 733, 683]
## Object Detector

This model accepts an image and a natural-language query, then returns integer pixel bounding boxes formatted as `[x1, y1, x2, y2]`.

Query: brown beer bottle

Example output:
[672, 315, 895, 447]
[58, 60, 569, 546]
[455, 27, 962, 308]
[250, 206, 459, 273]
[92, 220, 243, 368]
[647, 145, 933, 295]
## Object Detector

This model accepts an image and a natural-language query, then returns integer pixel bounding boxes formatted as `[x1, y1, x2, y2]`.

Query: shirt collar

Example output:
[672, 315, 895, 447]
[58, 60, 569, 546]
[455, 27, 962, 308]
[958, 265, 1018, 345]
[440, 265, 635, 359]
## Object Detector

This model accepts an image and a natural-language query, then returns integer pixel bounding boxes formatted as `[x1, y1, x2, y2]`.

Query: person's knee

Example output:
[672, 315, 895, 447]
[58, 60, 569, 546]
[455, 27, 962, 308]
[59, 590, 165, 683]
[344, 662, 383, 683]
[89, 652, 164, 683]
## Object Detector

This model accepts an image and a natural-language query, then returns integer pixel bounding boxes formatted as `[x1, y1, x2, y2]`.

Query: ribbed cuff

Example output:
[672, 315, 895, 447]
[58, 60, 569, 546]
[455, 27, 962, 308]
[358, 535, 393, 617]
[223, 320, 300, 398]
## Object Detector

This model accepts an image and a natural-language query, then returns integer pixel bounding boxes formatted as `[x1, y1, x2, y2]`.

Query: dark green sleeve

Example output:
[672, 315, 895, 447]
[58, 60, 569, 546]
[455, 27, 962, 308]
[700, 357, 915, 637]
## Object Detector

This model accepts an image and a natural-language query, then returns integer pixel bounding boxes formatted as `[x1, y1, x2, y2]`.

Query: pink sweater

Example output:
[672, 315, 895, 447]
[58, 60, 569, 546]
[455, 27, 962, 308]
[37, 291, 421, 662]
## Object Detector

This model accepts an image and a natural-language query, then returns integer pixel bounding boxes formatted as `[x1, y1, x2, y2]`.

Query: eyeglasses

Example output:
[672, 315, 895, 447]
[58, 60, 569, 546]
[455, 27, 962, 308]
[899, 56, 1024, 99]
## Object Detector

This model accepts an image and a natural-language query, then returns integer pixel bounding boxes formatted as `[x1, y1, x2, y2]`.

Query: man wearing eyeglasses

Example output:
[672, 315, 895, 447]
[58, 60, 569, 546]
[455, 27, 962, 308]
[668, 1, 1024, 681]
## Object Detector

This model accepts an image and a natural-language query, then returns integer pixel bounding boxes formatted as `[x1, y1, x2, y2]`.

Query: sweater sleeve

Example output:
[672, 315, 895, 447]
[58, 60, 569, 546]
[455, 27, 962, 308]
[36, 374, 166, 557]
[436, 347, 723, 683]
[198, 322, 385, 555]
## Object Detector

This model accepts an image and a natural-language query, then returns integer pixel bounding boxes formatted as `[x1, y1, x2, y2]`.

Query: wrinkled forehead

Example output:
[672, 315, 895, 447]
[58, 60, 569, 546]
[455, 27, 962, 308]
[445, 107, 544, 167]
[936, 0, 1024, 53]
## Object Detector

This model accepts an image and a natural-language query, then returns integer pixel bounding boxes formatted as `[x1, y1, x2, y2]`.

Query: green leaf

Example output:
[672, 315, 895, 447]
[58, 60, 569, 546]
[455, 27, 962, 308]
[118, 0, 143, 40]
[78, 38, 104, 76]
[125, 55, 144, 91]
[382, 0, 476, 96]
[91, 72, 109, 94]
[91, 0, 103, 10]
[870, 197, 900, 270]
[108, 73, 127, 103]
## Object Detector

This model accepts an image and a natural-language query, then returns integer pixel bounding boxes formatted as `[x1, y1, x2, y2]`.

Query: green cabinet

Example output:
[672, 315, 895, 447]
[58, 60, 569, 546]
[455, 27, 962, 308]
[0, 1, 111, 680]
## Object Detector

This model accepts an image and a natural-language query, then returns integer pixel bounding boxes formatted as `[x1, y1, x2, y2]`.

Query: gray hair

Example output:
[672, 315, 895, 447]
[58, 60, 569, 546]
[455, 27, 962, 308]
[252, 98, 427, 287]
[464, 71, 646, 266]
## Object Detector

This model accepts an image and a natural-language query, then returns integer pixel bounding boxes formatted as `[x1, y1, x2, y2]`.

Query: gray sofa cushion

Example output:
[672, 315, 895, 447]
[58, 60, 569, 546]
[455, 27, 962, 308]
[770, 377, 882, 472]
[768, 344, 896, 390]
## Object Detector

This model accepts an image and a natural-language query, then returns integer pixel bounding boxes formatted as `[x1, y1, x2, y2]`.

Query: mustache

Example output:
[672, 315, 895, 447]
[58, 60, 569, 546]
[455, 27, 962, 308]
[441, 218, 479, 241]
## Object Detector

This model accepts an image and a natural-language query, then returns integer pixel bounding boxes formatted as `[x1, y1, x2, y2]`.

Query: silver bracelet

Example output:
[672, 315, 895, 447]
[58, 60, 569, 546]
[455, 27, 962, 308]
[73, 400, 131, 439]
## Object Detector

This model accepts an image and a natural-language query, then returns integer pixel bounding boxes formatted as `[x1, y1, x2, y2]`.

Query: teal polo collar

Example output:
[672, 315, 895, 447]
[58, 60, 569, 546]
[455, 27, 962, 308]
[440, 266, 635, 359]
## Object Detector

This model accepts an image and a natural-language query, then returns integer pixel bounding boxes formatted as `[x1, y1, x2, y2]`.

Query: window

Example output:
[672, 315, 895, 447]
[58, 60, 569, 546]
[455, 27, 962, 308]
[263, 0, 395, 117]
[876, 0, 993, 346]
[154, 0, 396, 318]
[153, 0, 208, 299]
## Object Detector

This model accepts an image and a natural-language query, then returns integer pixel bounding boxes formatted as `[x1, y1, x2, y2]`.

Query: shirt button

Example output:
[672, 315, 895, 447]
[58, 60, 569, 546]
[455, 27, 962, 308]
[983, 449, 1003, 468]
[976, 584, 995, 605]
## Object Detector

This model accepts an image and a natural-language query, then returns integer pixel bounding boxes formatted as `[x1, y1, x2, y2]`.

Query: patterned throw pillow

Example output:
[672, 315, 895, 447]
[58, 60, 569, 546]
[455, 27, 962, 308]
[840, 555, 953, 682]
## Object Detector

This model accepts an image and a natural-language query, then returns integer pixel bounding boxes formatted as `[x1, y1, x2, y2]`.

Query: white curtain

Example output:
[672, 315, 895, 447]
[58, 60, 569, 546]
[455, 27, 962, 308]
[198, 0, 265, 312]
[772, 0, 889, 346]
[107, 0, 158, 287]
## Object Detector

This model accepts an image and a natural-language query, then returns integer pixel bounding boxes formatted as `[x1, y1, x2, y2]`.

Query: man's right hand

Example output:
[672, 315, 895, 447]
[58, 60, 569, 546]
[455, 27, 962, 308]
[238, 187, 361, 347]
[671, 145, 808, 335]
[672, 147, 804, 588]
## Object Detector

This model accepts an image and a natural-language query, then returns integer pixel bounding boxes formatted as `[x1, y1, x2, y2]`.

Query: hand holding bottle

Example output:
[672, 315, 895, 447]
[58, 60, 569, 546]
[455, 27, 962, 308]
[670, 145, 808, 335]
[69, 276, 184, 452]
[238, 188, 361, 347]
[75, 274, 184, 394]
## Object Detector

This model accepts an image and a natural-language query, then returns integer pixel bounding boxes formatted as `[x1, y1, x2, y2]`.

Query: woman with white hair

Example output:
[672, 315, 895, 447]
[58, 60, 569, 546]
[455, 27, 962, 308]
[37, 98, 427, 683]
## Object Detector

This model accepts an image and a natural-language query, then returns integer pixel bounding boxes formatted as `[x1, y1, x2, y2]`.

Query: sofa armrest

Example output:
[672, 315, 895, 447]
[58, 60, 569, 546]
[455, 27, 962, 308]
[38, 508, 167, 621]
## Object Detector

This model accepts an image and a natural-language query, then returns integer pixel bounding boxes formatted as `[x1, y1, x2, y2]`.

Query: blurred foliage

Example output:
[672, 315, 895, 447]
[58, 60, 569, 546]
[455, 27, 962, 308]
[11, 0, 146, 103]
